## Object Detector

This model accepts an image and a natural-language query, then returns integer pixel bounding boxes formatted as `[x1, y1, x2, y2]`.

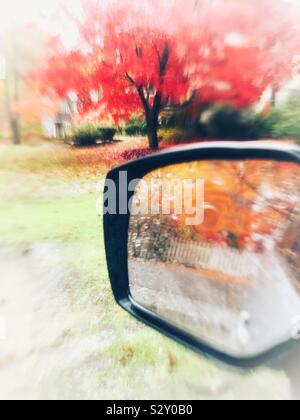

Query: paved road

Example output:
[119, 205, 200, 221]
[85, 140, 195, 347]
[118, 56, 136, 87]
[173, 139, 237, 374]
[129, 253, 300, 359]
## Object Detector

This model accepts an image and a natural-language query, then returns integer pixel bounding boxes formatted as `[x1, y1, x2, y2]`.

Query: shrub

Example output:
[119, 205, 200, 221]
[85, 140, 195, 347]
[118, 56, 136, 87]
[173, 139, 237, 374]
[124, 118, 147, 136]
[158, 128, 197, 145]
[73, 125, 116, 146]
[73, 125, 98, 146]
[205, 106, 271, 140]
[97, 127, 117, 142]
[268, 94, 300, 142]
[160, 109, 197, 130]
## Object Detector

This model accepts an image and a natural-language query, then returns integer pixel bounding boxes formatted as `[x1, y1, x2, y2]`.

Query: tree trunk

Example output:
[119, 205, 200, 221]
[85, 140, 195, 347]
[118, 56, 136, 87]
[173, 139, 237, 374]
[10, 116, 21, 145]
[271, 89, 277, 108]
[147, 114, 159, 150]
[146, 91, 162, 150]
[4, 50, 21, 145]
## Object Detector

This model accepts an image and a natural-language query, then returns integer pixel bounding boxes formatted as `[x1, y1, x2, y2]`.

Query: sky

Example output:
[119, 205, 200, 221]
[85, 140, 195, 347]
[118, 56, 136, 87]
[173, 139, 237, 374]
[0, 0, 83, 25]
[0, 0, 62, 25]
[1, 0, 300, 49]
[0, 0, 83, 48]
[1, 0, 300, 27]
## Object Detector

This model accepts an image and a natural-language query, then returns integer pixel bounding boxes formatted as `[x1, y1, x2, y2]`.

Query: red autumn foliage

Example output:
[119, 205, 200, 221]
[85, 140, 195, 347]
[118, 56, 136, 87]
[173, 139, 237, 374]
[30, 0, 300, 149]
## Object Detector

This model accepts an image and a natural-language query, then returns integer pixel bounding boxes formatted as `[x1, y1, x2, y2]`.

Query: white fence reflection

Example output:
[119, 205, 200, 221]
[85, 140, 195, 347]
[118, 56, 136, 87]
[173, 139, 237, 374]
[166, 240, 260, 281]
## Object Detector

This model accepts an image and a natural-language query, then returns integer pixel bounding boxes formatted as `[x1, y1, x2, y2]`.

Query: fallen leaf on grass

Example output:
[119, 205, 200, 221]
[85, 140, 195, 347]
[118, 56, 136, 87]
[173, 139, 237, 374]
[167, 352, 178, 371]
[120, 346, 135, 366]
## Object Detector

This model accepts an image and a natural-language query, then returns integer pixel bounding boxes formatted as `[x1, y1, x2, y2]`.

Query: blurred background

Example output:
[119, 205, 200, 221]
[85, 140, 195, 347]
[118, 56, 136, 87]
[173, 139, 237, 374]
[1, 0, 300, 400]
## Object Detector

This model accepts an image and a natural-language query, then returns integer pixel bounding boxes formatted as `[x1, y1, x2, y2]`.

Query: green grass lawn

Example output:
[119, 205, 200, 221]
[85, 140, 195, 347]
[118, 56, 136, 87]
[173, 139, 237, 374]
[0, 143, 292, 399]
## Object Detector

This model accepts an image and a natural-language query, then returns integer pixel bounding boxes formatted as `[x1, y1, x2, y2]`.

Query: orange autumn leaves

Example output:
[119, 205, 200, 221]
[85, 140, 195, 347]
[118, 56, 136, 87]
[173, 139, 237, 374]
[177, 163, 258, 244]
[145, 160, 299, 249]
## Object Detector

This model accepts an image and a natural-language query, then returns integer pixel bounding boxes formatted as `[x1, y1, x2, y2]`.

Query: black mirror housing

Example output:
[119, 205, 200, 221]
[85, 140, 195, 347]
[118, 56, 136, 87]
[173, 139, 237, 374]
[104, 141, 300, 368]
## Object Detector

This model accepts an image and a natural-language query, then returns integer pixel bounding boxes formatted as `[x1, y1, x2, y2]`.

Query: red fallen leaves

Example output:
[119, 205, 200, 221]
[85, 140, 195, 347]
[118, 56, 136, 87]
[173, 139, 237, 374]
[109, 143, 176, 162]
[118, 148, 154, 162]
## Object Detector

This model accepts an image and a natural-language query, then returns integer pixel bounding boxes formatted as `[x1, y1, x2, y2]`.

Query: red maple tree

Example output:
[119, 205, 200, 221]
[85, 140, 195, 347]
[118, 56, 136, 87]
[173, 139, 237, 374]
[31, 0, 299, 149]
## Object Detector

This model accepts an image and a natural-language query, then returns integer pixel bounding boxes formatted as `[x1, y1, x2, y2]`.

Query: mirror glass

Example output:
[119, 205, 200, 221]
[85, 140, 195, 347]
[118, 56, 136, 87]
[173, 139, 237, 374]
[128, 160, 300, 358]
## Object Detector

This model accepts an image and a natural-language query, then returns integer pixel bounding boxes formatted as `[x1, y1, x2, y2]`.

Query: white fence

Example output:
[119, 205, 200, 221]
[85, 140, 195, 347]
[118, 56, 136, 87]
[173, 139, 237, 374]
[166, 240, 259, 281]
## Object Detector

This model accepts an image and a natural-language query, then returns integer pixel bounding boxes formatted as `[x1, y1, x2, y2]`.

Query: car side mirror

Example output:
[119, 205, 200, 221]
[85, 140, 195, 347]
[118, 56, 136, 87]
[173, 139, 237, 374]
[104, 142, 300, 368]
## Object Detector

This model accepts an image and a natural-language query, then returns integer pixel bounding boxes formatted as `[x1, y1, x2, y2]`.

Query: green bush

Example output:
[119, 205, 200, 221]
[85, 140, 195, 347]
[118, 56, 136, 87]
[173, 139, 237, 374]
[73, 125, 98, 146]
[160, 109, 198, 131]
[124, 118, 147, 136]
[205, 106, 271, 140]
[269, 94, 300, 142]
[97, 127, 117, 142]
[73, 125, 116, 146]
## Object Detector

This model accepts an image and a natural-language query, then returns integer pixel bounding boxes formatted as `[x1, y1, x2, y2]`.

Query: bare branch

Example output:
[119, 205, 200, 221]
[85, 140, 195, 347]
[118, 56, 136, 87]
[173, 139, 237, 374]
[137, 85, 150, 116]
[162, 95, 170, 108]
[125, 72, 136, 85]
[160, 43, 170, 77]
[153, 42, 170, 78]
[145, 86, 150, 103]
[163, 91, 197, 111]
[153, 44, 161, 66]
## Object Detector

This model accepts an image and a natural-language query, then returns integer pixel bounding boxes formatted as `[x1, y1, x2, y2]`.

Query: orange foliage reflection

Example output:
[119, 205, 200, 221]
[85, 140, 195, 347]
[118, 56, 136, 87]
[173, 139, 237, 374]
[144, 160, 300, 252]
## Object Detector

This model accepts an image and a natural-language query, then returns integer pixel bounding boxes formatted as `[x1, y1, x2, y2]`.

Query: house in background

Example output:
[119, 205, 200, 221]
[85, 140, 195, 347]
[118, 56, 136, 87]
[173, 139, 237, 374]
[42, 94, 77, 139]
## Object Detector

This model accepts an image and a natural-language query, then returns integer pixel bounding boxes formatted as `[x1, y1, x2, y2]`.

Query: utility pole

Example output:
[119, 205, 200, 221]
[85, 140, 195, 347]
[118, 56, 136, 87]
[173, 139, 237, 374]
[3, 59, 20, 145]
[1, 28, 21, 145]
[10, 28, 21, 145]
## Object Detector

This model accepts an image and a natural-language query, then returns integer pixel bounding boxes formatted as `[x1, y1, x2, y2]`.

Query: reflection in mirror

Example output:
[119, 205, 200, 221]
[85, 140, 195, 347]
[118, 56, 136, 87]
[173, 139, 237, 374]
[128, 160, 300, 358]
